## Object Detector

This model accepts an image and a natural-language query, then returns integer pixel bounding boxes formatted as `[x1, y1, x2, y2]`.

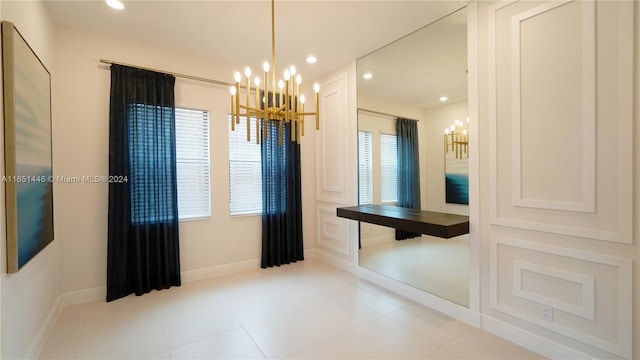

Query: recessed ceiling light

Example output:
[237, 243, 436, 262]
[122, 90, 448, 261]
[306, 56, 317, 64]
[439, 96, 448, 102]
[363, 73, 373, 80]
[106, 0, 124, 10]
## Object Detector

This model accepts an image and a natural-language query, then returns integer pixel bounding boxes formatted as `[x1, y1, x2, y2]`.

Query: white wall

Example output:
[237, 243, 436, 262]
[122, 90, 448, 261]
[0, 2, 60, 358]
[52, 25, 317, 295]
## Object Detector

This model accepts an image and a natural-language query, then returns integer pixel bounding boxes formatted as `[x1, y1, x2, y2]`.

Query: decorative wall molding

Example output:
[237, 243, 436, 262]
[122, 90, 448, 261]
[315, 72, 350, 205]
[510, 0, 596, 213]
[488, 0, 634, 244]
[481, 315, 592, 360]
[490, 236, 632, 358]
[512, 260, 595, 320]
[316, 206, 351, 257]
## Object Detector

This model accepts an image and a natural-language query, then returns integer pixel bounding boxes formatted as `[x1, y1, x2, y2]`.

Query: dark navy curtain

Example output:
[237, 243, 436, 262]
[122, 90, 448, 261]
[260, 93, 304, 268]
[107, 65, 181, 302]
[396, 118, 422, 240]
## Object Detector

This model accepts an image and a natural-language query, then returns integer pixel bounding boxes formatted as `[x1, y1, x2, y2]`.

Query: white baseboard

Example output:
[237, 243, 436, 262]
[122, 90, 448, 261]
[304, 248, 316, 259]
[27, 249, 317, 359]
[181, 258, 261, 283]
[59, 286, 106, 307]
[360, 233, 395, 248]
[314, 248, 481, 327]
[314, 247, 358, 273]
[25, 296, 62, 360]
[182, 249, 315, 283]
[481, 315, 592, 360]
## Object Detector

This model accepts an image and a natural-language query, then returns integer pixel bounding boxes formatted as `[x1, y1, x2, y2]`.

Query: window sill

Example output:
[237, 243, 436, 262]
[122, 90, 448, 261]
[179, 216, 212, 223]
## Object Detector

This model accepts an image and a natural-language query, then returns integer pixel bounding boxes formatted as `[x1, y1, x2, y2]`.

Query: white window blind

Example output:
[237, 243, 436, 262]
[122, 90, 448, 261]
[380, 133, 397, 203]
[358, 131, 373, 205]
[175, 107, 211, 220]
[228, 116, 262, 215]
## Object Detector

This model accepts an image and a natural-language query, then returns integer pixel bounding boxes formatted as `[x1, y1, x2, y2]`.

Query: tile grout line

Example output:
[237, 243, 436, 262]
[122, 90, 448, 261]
[240, 325, 270, 360]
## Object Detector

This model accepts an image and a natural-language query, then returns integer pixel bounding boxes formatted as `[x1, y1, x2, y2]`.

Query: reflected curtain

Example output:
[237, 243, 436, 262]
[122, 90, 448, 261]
[107, 64, 181, 302]
[396, 117, 421, 240]
[260, 93, 304, 268]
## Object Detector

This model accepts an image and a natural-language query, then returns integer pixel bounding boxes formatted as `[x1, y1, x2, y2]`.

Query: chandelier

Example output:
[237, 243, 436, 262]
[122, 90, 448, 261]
[229, 0, 320, 145]
[444, 117, 469, 159]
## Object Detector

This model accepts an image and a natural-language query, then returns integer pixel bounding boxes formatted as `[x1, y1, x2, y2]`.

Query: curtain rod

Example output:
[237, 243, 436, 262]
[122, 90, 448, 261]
[99, 58, 253, 89]
[357, 108, 420, 121]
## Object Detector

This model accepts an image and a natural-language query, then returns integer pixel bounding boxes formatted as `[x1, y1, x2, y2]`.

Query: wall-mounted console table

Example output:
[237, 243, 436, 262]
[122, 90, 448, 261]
[336, 204, 469, 239]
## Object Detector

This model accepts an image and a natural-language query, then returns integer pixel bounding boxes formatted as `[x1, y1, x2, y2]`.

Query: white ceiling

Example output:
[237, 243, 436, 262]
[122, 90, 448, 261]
[44, 0, 466, 108]
[357, 6, 467, 109]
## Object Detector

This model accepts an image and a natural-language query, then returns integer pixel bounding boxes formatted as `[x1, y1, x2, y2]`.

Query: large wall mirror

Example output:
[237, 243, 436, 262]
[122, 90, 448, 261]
[356, 7, 469, 307]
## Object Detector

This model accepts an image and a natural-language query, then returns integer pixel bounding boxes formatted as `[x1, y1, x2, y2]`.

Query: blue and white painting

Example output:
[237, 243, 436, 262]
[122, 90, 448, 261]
[4, 22, 54, 271]
[445, 145, 468, 205]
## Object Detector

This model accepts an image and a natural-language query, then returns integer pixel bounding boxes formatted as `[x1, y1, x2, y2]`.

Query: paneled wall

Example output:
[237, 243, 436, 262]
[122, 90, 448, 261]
[479, 1, 637, 358]
[315, 65, 357, 261]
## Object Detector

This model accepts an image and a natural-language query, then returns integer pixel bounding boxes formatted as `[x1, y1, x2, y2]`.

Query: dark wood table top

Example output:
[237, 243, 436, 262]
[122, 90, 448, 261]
[336, 204, 469, 239]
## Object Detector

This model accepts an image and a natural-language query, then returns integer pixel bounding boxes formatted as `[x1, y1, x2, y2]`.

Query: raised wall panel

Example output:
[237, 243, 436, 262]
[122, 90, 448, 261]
[316, 206, 351, 257]
[490, 236, 632, 358]
[316, 72, 350, 205]
[511, 0, 595, 213]
[315, 66, 357, 258]
[488, 0, 634, 243]
[512, 260, 594, 320]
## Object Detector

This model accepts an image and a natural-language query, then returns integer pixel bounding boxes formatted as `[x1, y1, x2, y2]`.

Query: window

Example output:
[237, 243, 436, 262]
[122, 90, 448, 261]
[128, 103, 176, 224]
[127, 105, 210, 223]
[358, 131, 373, 205]
[228, 116, 262, 215]
[380, 133, 397, 203]
[175, 107, 211, 220]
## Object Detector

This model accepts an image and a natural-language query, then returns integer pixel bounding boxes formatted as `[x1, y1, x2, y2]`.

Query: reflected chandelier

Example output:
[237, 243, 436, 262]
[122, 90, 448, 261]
[444, 117, 469, 159]
[229, 0, 320, 145]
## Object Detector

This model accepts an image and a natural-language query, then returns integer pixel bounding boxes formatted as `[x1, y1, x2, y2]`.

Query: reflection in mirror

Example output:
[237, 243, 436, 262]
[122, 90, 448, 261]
[356, 7, 469, 307]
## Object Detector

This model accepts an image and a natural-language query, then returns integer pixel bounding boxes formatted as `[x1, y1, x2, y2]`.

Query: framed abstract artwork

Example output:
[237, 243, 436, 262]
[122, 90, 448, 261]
[444, 122, 469, 205]
[2, 21, 54, 273]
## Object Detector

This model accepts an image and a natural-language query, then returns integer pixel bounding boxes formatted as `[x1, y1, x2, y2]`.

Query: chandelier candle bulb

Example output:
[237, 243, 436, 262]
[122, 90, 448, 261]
[291, 116, 296, 142]
[279, 118, 283, 146]
[245, 67, 251, 111]
[284, 71, 290, 120]
[245, 69, 252, 142]
[256, 116, 260, 144]
[300, 95, 305, 137]
[254, 76, 260, 109]
[295, 75, 301, 118]
[230, 86, 236, 131]
[314, 83, 320, 130]
[263, 71, 268, 138]
[234, 72, 241, 125]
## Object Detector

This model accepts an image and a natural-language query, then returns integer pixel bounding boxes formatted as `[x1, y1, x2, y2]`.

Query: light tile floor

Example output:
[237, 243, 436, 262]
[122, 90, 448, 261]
[39, 259, 546, 359]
